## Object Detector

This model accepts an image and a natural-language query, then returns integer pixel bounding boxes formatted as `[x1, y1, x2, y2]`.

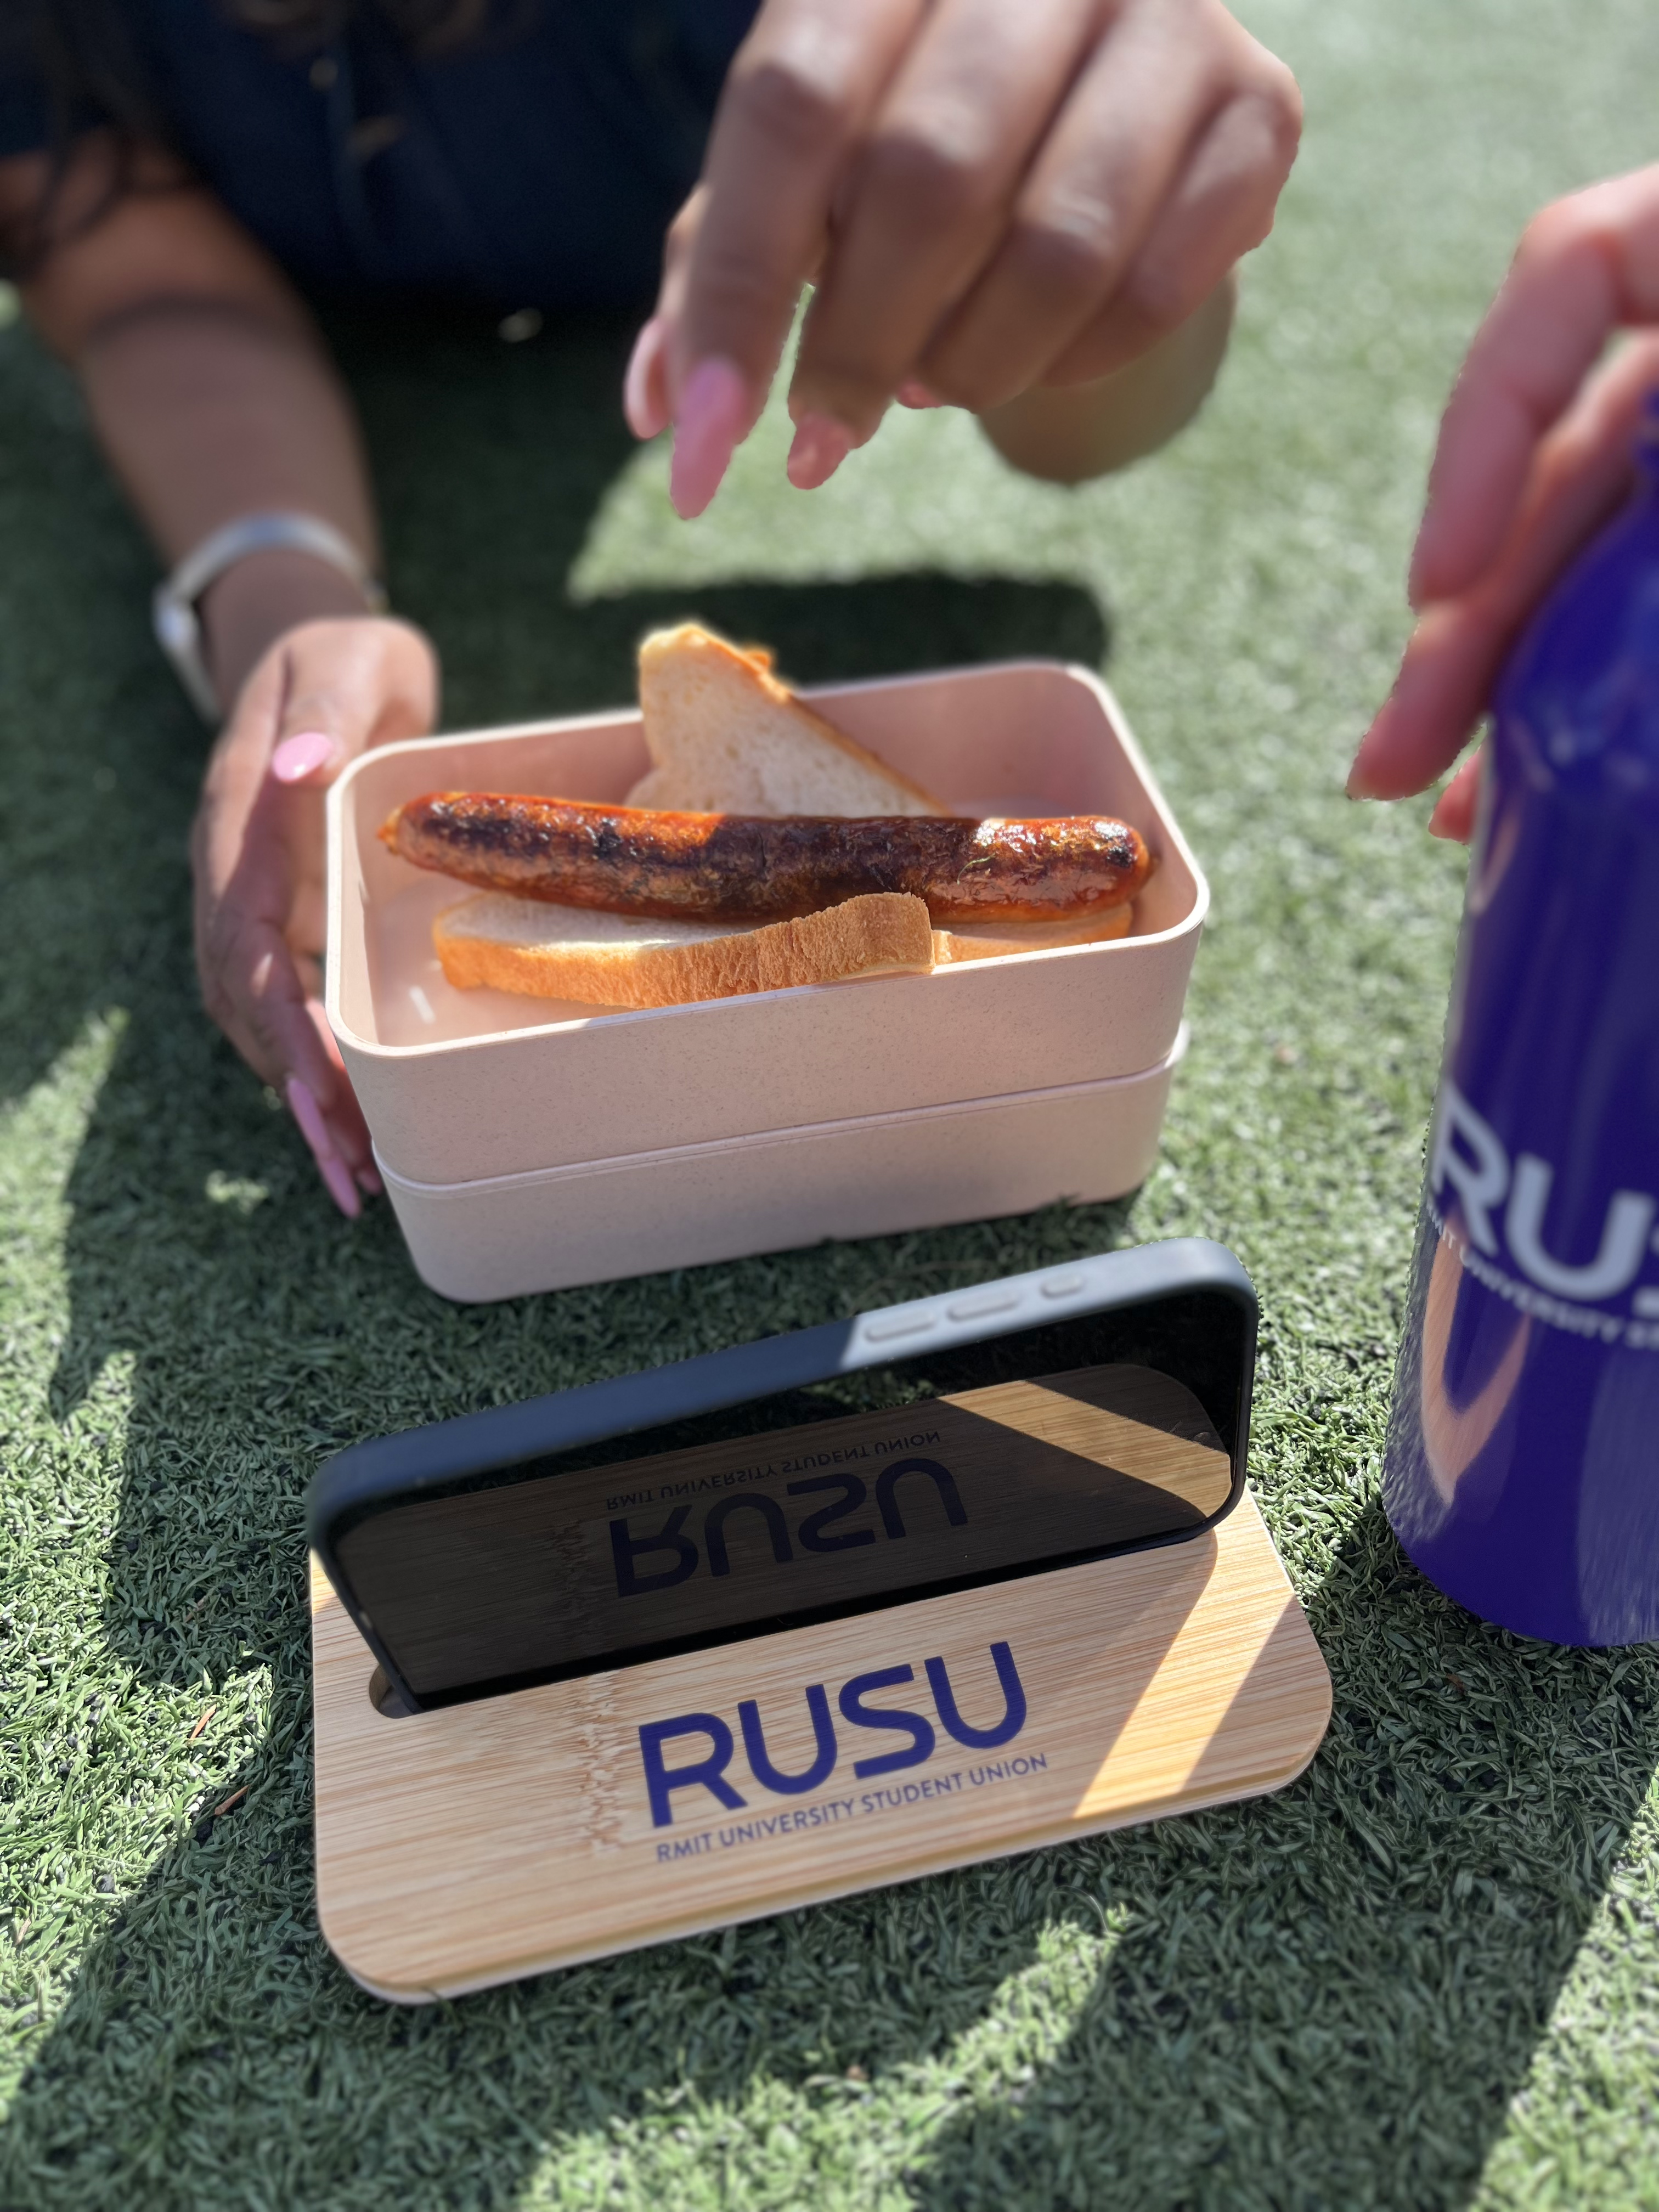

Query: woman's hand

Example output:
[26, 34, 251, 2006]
[6, 140, 417, 1209]
[191, 614, 438, 1215]
[624, 0, 1300, 514]
[1350, 165, 1659, 840]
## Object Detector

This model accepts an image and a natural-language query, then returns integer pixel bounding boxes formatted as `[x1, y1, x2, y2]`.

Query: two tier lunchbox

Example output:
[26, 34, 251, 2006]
[325, 659, 1207, 1302]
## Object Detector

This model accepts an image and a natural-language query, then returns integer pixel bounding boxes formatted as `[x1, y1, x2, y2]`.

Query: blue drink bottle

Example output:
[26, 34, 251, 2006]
[1384, 401, 1659, 1644]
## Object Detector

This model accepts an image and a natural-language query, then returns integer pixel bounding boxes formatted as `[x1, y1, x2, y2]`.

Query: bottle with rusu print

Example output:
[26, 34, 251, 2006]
[1384, 397, 1659, 1643]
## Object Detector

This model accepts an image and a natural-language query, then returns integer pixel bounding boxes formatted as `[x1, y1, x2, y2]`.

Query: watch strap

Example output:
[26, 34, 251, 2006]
[152, 511, 387, 720]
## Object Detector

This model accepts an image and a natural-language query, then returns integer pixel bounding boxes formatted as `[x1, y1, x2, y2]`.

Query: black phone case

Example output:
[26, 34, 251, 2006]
[309, 1237, 1257, 1712]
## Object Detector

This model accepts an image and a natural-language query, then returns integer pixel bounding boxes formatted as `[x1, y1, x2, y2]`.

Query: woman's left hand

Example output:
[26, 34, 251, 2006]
[191, 614, 438, 1215]
[625, 0, 1301, 515]
[1349, 166, 1659, 840]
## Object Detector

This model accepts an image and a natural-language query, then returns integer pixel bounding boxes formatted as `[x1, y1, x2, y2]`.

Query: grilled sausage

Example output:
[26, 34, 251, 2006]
[380, 794, 1153, 924]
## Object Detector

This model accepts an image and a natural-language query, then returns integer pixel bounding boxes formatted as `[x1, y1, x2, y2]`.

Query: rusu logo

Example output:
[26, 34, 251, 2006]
[637, 1641, 1026, 1827]
[611, 1459, 965, 1598]
[1432, 1076, 1659, 1315]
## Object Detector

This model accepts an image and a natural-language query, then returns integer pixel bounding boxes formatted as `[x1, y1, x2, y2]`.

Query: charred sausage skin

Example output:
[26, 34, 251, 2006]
[380, 794, 1154, 924]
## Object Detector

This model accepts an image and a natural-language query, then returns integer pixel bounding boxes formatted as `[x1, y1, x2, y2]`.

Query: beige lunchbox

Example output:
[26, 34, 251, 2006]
[325, 660, 1207, 1301]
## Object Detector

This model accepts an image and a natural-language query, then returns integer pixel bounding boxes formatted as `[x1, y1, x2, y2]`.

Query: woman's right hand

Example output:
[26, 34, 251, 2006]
[625, 0, 1300, 515]
[191, 613, 438, 1215]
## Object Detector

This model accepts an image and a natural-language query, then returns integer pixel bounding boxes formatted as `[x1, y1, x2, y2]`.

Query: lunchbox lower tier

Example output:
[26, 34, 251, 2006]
[377, 1029, 1187, 1301]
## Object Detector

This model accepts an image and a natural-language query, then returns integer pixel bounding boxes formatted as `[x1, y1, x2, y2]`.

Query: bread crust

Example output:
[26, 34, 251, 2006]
[433, 892, 936, 1009]
[933, 904, 1135, 962]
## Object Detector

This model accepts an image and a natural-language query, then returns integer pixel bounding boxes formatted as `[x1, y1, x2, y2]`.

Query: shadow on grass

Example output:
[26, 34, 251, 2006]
[329, 298, 1111, 717]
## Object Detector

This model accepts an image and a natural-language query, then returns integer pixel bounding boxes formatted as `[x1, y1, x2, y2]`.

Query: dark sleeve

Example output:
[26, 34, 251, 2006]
[0, 0, 53, 160]
[0, 10, 116, 164]
[0, 67, 50, 163]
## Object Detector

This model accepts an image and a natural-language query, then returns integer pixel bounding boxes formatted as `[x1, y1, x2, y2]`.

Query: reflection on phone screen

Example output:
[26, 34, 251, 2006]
[331, 1291, 1250, 1706]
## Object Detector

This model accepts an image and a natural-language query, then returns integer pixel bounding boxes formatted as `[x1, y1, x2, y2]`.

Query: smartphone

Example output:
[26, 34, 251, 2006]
[309, 1238, 1256, 1713]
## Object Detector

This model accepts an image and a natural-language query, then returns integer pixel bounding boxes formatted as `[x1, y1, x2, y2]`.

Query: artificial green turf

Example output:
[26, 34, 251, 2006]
[4, 1, 1659, 2204]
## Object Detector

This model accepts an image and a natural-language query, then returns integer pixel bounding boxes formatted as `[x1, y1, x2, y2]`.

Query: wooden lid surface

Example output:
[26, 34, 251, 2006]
[312, 1489, 1328, 2002]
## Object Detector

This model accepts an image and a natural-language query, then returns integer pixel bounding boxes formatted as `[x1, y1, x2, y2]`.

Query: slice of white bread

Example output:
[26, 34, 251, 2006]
[433, 891, 935, 1011]
[629, 624, 949, 817]
[933, 904, 1135, 963]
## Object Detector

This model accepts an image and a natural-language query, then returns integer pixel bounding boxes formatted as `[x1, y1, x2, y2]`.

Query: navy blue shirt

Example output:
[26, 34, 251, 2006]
[0, 1, 758, 309]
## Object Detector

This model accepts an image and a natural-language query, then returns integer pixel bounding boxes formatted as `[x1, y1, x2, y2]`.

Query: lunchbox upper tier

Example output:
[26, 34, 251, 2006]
[326, 659, 1207, 1188]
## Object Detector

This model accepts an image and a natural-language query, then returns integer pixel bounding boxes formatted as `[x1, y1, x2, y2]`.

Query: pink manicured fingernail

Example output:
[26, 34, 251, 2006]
[786, 414, 853, 491]
[271, 730, 336, 785]
[624, 317, 670, 439]
[286, 1075, 334, 1160]
[288, 1076, 362, 1216]
[669, 356, 748, 518]
[356, 1162, 383, 1197]
[896, 380, 944, 410]
[318, 1153, 362, 1218]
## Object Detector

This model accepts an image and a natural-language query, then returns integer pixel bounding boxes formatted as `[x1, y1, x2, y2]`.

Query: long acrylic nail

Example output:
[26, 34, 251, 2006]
[287, 1076, 362, 1218]
[271, 730, 336, 785]
[318, 1154, 362, 1219]
[786, 414, 853, 491]
[669, 357, 748, 518]
[624, 317, 669, 439]
[286, 1074, 334, 1158]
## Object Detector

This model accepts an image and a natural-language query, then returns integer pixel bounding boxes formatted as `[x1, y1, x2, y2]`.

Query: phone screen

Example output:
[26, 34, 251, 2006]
[329, 1289, 1248, 1707]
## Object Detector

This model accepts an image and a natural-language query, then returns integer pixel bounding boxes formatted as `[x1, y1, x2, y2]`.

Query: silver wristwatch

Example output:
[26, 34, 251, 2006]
[152, 510, 388, 719]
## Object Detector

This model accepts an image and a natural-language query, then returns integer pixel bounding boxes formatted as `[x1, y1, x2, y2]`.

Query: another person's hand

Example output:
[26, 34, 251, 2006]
[1350, 165, 1659, 840]
[191, 615, 438, 1215]
[625, 0, 1300, 514]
